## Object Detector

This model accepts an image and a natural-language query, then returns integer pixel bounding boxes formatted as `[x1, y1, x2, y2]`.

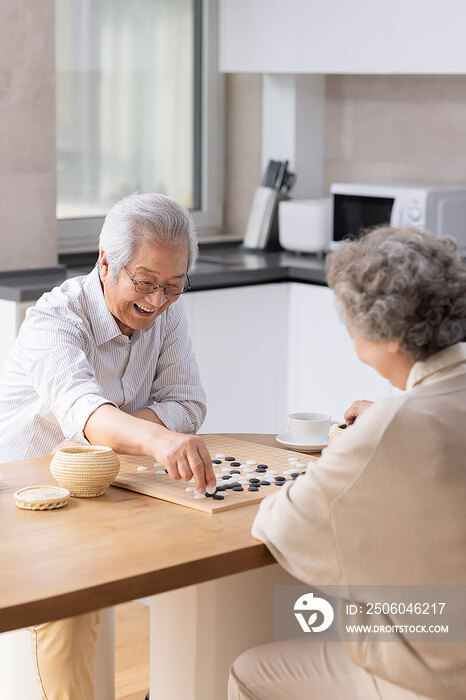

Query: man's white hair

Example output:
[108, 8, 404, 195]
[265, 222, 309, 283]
[99, 193, 199, 282]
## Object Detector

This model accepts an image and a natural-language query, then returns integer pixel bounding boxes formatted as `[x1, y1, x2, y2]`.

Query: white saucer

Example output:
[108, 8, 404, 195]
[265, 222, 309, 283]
[276, 432, 329, 453]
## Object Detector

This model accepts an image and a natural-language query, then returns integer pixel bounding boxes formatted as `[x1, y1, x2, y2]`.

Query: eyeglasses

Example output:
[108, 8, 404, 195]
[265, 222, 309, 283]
[123, 266, 191, 296]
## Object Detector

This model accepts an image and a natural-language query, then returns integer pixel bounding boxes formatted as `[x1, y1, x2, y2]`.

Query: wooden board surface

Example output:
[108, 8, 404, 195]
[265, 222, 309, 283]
[113, 435, 318, 514]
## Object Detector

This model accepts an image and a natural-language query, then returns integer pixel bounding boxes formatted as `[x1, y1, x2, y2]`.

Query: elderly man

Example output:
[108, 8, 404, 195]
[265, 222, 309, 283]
[0, 192, 215, 699]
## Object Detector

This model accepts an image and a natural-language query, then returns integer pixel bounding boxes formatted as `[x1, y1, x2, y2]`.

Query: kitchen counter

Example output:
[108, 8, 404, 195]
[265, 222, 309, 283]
[0, 243, 328, 302]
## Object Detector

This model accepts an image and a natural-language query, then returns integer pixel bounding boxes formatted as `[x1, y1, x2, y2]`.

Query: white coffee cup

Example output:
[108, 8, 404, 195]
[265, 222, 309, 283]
[287, 412, 332, 444]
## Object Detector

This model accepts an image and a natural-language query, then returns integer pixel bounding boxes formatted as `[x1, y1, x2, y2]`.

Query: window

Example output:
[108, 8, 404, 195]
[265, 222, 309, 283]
[56, 0, 223, 252]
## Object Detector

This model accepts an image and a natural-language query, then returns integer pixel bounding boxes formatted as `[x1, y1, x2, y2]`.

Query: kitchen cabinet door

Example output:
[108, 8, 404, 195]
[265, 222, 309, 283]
[220, 0, 466, 74]
[287, 283, 396, 421]
[183, 284, 289, 434]
[219, 0, 391, 74]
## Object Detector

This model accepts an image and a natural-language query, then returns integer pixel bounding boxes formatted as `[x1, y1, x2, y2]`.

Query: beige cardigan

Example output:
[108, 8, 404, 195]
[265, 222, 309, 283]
[253, 343, 466, 699]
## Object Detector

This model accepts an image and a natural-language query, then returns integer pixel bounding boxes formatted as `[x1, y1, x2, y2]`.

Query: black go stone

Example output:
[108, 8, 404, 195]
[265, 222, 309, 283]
[249, 478, 260, 483]
[230, 461, 241, 467]
[257, 464, 268, 469]
[275, 476, 286, 482]
[232, 486, 244, 492]
[275, 480, 285, 486]
[212, 494, 224, 500]
[291, 472, 300, 477]
[216, 486, 226, 492]
[225, 482, 240, 489]
[230, 470, 241, 474]
[248, 486, 259, 492]
[260, 480, 271, 486]
[224, 456, 235, 461]
[222, 475, 232, 480]
[255, 468, 267, 473]
[212, 459, 222, 464]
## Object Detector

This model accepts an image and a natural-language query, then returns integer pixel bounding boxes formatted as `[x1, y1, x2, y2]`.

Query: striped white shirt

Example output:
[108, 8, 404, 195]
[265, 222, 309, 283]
[0, 265, 206, 462]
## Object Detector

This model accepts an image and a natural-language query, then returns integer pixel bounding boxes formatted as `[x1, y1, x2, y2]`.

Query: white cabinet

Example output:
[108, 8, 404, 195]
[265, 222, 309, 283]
[219, 0, 466, 75]
[183, 284, 289, 434]
[287, 283, 395, 421]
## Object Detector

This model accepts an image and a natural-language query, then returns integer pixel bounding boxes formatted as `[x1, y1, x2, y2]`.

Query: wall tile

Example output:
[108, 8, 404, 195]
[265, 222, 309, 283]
[325, 74, 466, 188]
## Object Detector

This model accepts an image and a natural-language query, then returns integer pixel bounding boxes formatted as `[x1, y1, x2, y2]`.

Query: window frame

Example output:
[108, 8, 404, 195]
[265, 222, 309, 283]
[57, 0, 224, 254]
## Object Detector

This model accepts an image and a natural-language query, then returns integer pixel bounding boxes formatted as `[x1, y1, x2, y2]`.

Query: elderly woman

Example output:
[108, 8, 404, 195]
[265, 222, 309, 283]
[229, 227, 466, 700]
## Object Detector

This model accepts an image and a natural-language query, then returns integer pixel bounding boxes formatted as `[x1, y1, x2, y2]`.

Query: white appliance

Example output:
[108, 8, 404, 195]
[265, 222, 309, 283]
[278, 198, 331, 253]
[330, 183, 466, 255]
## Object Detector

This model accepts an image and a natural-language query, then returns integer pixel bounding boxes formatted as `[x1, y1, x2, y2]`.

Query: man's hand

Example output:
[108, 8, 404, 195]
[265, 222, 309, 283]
[344, 400, 374, 426]
[152, 432, 216, 495]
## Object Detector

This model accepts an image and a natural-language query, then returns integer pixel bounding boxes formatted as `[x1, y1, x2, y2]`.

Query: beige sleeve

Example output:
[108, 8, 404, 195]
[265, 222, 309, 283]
[251, 469, 343, 586]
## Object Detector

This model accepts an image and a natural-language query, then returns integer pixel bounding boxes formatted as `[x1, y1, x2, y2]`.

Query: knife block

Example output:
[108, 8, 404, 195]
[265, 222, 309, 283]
[242, 186, 288, 251]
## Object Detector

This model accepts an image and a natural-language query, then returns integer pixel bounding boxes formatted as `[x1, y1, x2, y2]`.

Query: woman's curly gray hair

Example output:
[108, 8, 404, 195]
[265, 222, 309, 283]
[326, 226, 466, 362]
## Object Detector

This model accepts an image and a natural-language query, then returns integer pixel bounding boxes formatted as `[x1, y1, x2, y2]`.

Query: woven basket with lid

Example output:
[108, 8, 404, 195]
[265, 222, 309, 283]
[50, 446, 120, 497]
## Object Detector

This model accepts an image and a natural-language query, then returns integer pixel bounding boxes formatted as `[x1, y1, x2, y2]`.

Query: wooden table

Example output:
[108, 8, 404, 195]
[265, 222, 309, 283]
[0, 433, 311, 634]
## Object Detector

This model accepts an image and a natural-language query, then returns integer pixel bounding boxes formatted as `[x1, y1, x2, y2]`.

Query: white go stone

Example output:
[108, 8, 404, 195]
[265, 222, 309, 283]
[240, 464, 248, 469]
[246, 460, 256, 466]
[194, 493, 206, 499]
[221, 467, 230, 472]
[206, 484, 217, 495]
[137, 466, 150, 471]
[296, 462, 306, 468]
[215, 453, 225, 458]
[185, 486, 196, 492]
[288, 457, 297, 462]
[155, 469, 166, 474]
[154, 462, 163, 467]
[243, 467, 253, 473]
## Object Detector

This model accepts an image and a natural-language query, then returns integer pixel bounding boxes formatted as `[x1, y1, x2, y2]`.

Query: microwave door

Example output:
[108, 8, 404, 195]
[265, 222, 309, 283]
[332, 194, 395, 243]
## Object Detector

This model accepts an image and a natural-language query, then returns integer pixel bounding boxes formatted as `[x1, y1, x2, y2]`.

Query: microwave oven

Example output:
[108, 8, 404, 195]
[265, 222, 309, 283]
[330, 183, 466, 255]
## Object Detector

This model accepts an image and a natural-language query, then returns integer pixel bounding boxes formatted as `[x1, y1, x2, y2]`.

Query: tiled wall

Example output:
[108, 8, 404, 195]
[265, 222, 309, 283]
[224, 74, 466, 239]
[0, 0, 56, 271]
[325, 75, 466, 189]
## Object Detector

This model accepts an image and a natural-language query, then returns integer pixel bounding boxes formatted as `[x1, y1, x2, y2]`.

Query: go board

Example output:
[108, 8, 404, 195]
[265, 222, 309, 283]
[112, 435, 319, 514]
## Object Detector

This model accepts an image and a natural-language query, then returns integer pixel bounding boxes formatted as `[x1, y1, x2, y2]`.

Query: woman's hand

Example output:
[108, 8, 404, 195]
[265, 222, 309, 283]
[344, 400, 374, 425]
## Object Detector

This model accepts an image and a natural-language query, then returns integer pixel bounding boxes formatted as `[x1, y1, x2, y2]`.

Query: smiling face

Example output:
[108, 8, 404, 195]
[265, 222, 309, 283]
[99, 239, 189, 336]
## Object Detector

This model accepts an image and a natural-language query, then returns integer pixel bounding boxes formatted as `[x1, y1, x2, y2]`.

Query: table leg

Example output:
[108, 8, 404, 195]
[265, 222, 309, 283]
[149, 563, 299, 700]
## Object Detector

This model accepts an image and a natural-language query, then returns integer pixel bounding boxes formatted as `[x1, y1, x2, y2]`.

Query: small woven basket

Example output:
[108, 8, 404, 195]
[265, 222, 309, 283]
[50, 446, 120, 497]
[14, 485, 70, 511]
[329, 423, 347, 442]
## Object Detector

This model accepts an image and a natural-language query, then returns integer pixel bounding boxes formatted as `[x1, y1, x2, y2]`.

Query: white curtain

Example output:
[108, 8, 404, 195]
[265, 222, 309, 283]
[56, 0, 194, 218]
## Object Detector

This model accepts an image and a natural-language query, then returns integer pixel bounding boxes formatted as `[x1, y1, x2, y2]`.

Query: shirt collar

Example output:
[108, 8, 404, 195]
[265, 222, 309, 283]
[406, 342, 466, 391]
[83, 265, 127, 347]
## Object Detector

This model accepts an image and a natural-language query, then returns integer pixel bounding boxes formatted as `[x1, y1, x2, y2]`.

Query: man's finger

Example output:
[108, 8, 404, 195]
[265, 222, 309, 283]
[177, 454, 192, 482]
[197, 440, 216, 487]
[187, 447, 207, 493]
